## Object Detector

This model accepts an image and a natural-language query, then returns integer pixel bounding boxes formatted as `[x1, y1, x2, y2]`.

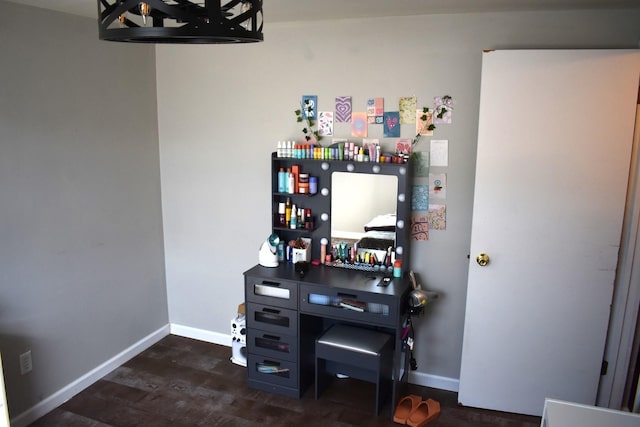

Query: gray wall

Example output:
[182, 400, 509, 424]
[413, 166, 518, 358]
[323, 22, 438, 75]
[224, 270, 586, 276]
[157, 9, 640, 387]
[1, 1, 639, 420]
[0, 1, 167, 418]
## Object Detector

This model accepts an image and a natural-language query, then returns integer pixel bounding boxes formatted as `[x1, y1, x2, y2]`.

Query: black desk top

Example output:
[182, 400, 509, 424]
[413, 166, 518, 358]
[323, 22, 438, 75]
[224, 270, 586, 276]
[243, 263, 410, 298]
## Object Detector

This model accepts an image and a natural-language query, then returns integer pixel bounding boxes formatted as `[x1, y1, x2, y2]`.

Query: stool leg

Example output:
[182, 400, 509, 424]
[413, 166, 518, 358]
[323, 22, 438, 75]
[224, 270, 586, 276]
[375, 365, 380, 416]
[315, 358, 325, 400]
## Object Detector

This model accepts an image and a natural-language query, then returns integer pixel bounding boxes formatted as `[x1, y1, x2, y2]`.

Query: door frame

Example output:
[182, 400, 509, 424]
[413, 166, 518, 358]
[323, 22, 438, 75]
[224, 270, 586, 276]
[599, 103, 640, 409]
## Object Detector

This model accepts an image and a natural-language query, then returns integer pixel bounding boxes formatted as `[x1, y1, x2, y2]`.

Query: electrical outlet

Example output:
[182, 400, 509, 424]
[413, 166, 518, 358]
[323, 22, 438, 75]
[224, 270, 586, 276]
[19, 350, 32, 375]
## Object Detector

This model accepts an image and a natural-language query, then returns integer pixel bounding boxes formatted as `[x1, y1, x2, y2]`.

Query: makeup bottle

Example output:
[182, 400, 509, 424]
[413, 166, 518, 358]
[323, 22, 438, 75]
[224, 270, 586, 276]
[285, 198, 292, 226]
[309, 176, 318, 195]
[298, 173, 309, 194]
[278, 168, 286, 192]
[277, 241, 284, 261]
[393, 259, 403, 278]
[287, 169, 295, 194]
[290, 203, 297, 229]
[305, 208, 312, 230]
[278, 202, 286, 227]
[297, 207, 304, 229]
[320, 238, 328, 264]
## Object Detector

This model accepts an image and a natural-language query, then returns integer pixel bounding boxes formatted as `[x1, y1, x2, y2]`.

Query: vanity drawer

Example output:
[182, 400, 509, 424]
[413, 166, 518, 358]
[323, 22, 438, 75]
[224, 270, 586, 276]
[299, 284, 397, 327]
[245, 276, 298, 310]
[247, 329, 297, 362]
[247, 355, 299, 390]
[247, 303, 298, 336]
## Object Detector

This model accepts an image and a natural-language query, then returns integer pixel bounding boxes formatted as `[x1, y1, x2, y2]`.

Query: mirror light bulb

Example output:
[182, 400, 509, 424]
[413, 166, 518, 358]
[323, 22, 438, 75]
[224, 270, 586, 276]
[398, 193, 405, 202]
[321, 162, 330, 170]
[399, 167, 406, 175]
[397, 220, 405, 229]
[396, 246, 403, 255]
[346, 163, 355, 172]
[321, 213, 329, 221]
[321, 187, 329, 196]
[372, 165, 380, 173]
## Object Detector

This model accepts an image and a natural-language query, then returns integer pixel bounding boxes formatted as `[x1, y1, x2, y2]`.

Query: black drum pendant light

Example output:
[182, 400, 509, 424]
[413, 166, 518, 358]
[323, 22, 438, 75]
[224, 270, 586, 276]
[98, 0, 263, 43]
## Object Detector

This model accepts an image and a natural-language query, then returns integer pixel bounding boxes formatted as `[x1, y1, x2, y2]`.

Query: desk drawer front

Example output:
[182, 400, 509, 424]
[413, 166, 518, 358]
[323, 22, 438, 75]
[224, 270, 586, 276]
[247, 356, 298, 389]
[245, 277, 298, 310]
[247, 303, 298, 336]
[247, 330, 297, 362]
[299, 284, 397, 327]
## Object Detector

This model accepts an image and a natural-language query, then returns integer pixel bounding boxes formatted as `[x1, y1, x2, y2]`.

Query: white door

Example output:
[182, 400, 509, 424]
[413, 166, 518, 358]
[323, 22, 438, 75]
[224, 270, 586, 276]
[458, 50, 640, 416]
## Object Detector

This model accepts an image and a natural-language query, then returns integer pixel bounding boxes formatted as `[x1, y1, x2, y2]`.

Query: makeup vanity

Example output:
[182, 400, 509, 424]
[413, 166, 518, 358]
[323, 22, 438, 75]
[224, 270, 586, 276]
[243, 152, 413, 418]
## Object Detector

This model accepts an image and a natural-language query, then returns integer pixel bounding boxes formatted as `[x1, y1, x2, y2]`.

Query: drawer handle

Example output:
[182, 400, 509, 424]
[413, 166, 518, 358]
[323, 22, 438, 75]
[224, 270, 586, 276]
[337, 292, 358, 299]
[254, 283, 290, 299]
[263, 334, 281, 341]
[262, 307, 281, 314]
[255, 311, 289, 327]
[261, 281, 281, 287]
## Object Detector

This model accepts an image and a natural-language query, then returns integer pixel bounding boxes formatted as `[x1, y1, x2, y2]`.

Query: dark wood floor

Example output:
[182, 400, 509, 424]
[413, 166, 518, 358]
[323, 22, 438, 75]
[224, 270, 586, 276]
[30, 335, 541, 426]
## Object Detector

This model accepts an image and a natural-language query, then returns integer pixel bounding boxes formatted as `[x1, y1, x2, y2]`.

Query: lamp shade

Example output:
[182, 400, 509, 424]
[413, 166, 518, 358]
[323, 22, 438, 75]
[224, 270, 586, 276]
[98, 0, 263, 44]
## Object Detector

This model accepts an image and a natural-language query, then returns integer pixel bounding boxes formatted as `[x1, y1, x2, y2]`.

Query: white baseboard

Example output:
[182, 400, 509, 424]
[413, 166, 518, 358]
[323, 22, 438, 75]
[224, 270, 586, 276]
[170, 323, 231, 347]
[11, 323, 458, 427]
[169, 324, 460, 393]
[408, 370, 460, 392]
[168, 326, 460, 393]
[10, 325, 170, 427]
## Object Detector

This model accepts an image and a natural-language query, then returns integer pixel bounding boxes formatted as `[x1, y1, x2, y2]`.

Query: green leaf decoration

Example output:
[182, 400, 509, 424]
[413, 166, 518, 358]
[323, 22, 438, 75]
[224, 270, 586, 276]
[294, 100, 322, 142]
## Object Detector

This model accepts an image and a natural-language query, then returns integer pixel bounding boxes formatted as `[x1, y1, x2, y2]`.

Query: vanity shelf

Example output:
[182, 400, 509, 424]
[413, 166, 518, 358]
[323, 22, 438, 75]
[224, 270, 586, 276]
[273, 192, 317, 198]
[273, 226, 313, 233]
[270, 152, 412, 266]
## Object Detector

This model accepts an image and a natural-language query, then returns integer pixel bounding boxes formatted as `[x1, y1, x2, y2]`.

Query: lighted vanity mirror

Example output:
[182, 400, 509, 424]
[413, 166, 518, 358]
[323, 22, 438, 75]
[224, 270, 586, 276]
[330, 172, 399, 264]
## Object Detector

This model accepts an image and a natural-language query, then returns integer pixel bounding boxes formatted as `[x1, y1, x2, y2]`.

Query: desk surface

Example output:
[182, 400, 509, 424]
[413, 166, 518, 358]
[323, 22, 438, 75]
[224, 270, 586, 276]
[244, 263, 410, 297]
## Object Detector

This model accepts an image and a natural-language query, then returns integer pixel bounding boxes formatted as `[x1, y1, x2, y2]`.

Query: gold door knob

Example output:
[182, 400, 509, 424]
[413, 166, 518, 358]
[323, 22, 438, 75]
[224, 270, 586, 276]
[476, 253, 490, 267]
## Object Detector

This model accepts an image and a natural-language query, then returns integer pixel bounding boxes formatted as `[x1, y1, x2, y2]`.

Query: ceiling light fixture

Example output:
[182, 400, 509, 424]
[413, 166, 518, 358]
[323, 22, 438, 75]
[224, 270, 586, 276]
[98, 0, 263, 44]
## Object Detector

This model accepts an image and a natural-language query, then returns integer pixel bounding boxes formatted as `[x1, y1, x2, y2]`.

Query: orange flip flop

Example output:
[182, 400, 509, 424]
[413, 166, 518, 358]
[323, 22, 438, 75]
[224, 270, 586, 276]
[393, 394, 422, 424]
[406, 398, 440, 427]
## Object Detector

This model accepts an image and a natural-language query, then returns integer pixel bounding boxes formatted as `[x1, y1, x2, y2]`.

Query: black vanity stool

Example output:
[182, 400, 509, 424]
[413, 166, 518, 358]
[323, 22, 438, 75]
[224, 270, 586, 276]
[315, 324, 393, 415]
